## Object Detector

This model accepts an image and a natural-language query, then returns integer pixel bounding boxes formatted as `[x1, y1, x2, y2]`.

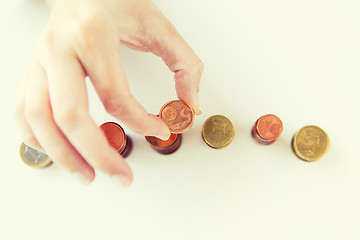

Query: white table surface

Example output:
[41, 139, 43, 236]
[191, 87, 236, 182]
[1, 0, 360, 239]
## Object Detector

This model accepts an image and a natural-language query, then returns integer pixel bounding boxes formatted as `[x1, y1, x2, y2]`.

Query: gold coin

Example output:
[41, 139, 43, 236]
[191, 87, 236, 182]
[202, 115, 235, 149]
[292, 125, 330, 162]
[19, 143, 53, 168]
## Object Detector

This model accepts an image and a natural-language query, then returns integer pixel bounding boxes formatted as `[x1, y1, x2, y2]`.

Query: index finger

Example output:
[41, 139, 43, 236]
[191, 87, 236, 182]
[143, 14, 204, 115]
[43, 51, 133, 186]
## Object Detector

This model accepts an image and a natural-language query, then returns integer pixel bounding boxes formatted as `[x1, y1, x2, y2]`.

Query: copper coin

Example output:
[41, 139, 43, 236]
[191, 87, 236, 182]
[159, 100, 195, 133]
[145, 133, 182, 154]
[100, 122, 127, 154]
[121, 135, 133, 158]
[252, 114, 283, 145]
[256, 114, 283, 140]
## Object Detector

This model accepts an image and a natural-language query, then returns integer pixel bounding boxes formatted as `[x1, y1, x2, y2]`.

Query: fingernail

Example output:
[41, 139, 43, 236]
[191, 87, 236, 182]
[72, 172, 91, 185]
[196, 93, 203, 114]
[111, 174, 131, 187]
[157, 132, 171, 141]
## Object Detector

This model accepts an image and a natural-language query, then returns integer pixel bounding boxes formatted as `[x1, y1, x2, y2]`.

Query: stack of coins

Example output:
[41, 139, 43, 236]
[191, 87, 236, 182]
[292, 125, 330, 162]
[200, 114, 330, 161]
[19, 143, 52, 168]
[145, 133, 182, 154]
[251, 114, 283, 145]
[19, 101, 331, 167]
[202, 115, 235, 149]
[145, 100, 194, 154]
[99, 122, 133, 158]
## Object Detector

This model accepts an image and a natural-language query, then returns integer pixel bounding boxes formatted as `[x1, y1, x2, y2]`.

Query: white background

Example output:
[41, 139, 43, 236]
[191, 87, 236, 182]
[1, 0, 360, 239]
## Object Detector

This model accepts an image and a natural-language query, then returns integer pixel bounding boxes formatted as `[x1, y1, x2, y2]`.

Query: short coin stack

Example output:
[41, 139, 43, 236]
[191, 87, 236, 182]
[19, 143, 52, 168]
[145, 100, 194, 154]
[292, 125, 330, 162]
[19, 99, 330, 168]
[202, 113, 330, 162]
[99, 122, 133, 158]
[202, 115, 235, 149]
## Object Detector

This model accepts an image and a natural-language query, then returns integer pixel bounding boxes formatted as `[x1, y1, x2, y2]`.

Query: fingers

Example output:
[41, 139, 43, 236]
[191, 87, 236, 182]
[144, 16, 204, 115]
[44, 52, 133, 186]
[23, 64, 95, 185]
[13, 76, 42, 151]
[77, 38, 171, 140]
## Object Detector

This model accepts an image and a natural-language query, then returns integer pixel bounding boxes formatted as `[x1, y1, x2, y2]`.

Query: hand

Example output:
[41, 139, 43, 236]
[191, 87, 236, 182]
[13, 0, 203, 186]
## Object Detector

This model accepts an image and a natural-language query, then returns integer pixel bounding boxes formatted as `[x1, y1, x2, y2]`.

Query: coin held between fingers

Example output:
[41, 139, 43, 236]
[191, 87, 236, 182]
[159, 100, 195, 133]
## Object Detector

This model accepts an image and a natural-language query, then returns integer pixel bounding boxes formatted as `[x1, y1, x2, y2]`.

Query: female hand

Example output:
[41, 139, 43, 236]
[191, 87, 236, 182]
[13, 0, 203, 186]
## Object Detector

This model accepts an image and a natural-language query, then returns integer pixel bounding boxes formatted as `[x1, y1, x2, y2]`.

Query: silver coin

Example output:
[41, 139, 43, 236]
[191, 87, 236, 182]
[20, 143, 52, 168]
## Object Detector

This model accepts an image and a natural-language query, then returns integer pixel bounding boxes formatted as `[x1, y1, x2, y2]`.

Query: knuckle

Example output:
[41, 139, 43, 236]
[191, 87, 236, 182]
[96, 80, 117, 96]
[48, 151, 75, 171]
[194, 59, 204, 74]
[188, 56, 204, 74]
[133, 122, 149, 135]
[76, 19, 98, 39]
[40, 30, 56, 49]
[23, 134, 40, 149]
[103, 95, 128, 116]
[51, 149, 71, 165]
[39, 30, 58, 52]
[13, 102, 23, 121]
[53, 104, 85, 132]
[138, 126, 149, 136]
[91, 154, 110, 170]
[37, 30, 62, 62]
[24, 105, 44, 124]
[72, 14, 112, 50]
[163, 21, 177, 35]
[189, 58, 204, 88]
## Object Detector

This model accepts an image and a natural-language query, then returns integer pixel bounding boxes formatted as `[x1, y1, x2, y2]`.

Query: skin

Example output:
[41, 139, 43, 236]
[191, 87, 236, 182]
[13, 0, 203, 186]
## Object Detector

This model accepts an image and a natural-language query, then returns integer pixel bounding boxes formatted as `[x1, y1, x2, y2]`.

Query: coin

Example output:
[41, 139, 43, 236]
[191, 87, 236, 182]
[159, 100, 195, 133]
[252, 114, 283, 145]
[100, 122, 132, 157]
[121, 135, 133, 158]
[19, 143, 52, 168]
[292, 125, 330, 162]
[145, 133, 182, 154]
[202, 115, 235, 149]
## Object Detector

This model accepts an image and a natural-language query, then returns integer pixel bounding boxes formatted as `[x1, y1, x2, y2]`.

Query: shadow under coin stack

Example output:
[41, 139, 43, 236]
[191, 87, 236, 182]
[145, 100, 194, 154]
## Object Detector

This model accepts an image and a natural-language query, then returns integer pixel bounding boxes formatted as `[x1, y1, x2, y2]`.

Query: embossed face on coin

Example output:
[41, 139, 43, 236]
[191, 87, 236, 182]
[20, 143, 52, 168]
[159, 100, 194, 133]
[202, 115, 235, 149]
[292, 125, 330, 162]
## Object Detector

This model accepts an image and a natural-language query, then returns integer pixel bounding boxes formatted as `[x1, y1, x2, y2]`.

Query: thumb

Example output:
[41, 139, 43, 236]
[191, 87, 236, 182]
[147, 20, 204, 115]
